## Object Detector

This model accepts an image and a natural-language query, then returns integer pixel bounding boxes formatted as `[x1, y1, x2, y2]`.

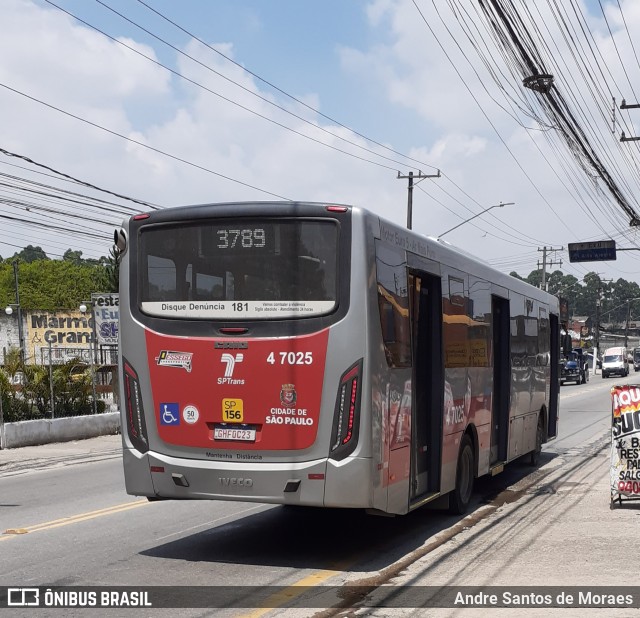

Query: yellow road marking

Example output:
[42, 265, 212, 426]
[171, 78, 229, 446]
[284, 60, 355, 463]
[1, 500, 148, 539]
[2, 500, 352, 616]
[240, 562, 351, 618]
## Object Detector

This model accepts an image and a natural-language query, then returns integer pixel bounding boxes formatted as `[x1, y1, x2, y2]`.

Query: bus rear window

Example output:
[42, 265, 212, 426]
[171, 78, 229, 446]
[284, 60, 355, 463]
[138, 219, 338, 319]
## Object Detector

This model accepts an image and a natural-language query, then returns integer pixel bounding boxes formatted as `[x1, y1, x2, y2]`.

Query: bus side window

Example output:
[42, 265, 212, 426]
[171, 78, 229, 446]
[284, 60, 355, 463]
[443, 275, 469, 369]
[375, 241, 411, 368]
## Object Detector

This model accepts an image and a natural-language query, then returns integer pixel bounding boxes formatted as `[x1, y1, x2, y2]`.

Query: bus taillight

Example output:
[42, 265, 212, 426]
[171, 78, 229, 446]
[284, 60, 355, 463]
[123, 359, 149, 454]
[330, 359, 363, 460]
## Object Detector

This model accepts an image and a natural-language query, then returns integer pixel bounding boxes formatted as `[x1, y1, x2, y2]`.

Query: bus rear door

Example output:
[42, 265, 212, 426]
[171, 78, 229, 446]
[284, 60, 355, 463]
[410, 271, 444, 503]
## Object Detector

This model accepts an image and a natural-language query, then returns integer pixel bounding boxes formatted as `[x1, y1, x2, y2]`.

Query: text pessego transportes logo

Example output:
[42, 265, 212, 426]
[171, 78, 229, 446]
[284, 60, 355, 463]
[155, 350, 193, 373]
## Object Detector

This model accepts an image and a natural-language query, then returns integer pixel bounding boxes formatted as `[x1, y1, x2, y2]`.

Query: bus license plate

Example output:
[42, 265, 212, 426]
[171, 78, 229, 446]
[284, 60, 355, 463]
[214, 427, 256, 442]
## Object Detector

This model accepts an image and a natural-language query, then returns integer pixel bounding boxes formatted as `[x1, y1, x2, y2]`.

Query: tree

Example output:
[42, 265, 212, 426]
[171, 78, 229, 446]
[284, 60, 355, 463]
[11, 245, 49, 263]
[51, 358, 96, 416]
[63, 249, 106, 268]
[63, 249, 84, 265]
[548, 273, 579, 299]
[0, 347, 30, 422]
[104, 245, 119, 293]
[21, 364, 50, 417]
[509, 268, 634, 326]
[524, 270, 543, 288]
[545, 270, 566, 295]
[606, 279, 640, 321]
[6, 355, 97, 418]
[0, 259, 112, 310]
[0, 368, 12, 420]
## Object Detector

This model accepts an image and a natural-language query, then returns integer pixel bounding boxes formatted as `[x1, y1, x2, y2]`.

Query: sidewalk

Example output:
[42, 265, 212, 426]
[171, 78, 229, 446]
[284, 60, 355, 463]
[329, 430, 640, 616]
[0, 433, 122, 476]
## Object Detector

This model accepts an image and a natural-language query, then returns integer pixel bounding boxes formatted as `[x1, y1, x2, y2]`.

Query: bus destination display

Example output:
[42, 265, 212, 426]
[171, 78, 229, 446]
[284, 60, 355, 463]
[201, 223, 275, 256]
[216, 227, 266, 250]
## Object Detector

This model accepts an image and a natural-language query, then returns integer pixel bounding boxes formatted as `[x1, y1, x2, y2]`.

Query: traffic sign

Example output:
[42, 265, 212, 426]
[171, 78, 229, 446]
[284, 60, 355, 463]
[568, 240, 616, 262]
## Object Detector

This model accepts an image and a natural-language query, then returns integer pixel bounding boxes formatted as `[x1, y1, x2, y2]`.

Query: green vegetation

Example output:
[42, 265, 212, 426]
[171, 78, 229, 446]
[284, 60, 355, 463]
[0, 246, 118, 310]
[0, 246, 118, 421]
[0, 348, 104, 422]
[510, 269, 640, 324]
[0, 242, 635, 323]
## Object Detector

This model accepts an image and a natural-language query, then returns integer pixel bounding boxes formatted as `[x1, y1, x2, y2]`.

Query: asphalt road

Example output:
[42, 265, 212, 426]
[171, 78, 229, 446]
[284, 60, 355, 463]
[0, 372, 636, 616]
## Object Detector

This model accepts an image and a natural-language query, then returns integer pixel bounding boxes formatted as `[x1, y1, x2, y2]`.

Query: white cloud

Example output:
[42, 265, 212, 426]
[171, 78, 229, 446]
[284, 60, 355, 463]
[0, 0, 639, 283]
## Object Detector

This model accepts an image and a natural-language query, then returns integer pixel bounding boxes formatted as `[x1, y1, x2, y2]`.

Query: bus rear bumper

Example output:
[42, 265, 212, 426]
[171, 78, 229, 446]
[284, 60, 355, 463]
[123, 447, 372, 508]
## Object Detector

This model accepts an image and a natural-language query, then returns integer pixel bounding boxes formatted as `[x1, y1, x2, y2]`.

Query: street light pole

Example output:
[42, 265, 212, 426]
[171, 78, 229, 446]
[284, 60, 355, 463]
[48, 339, 55, 419]
[4, 304, 24, 362]
[595, 298, 600, 355]
[438, 202, 515, 238]
[80, 302, 98, 415]
[89, 296, 98, 365]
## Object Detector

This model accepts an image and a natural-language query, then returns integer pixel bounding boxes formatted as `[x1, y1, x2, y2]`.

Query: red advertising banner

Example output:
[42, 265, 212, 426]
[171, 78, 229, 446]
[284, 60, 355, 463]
[610, 385, 640, 506]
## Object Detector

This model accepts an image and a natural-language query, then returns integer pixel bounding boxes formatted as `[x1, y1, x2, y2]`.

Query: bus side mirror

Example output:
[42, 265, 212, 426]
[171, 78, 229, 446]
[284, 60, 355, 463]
[114, 228, 127, 252]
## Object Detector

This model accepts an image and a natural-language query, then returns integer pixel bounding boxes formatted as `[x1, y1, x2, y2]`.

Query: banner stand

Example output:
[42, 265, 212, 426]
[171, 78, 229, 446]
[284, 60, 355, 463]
[610, 384, 640, 509]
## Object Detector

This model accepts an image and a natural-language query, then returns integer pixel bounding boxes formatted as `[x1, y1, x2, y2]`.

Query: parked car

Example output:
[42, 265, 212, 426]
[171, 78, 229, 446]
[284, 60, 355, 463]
[561, 349, 589, 385]
[633, 347, 640, 372]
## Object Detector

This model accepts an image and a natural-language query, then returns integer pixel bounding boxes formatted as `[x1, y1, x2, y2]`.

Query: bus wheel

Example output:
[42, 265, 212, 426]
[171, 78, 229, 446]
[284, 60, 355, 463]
[529, 415, 544, 466]
[449, 435, 474, 514]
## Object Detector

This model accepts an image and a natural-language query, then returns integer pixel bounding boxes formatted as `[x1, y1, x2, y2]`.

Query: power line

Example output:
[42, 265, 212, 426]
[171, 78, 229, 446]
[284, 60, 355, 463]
[45, 0, 417, 174]
[0, 147, 157, 210]
[0, 82, 292, 201]
[130, 0, 439, 172]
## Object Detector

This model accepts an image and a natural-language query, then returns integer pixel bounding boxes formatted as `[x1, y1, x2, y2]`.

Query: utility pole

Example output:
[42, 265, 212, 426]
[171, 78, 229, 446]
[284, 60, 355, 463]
[625, 301, 631, 348]
[595, 279, 613, 354]
[595, 296, 600, 354]
[537, 246, 563, 290]
[620, 99, 640, 142]
[623, 297, 640, 348]
[12, 260, 25, 363]
[397, 170, 440, 229]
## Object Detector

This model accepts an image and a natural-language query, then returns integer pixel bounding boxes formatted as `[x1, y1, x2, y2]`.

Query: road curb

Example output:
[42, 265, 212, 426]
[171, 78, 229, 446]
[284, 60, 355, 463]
[1, 412, 120, 449]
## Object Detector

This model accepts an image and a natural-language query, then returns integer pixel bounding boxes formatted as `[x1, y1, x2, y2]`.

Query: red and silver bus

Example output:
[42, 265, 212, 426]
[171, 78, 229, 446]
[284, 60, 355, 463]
[115, 201, 560, 515]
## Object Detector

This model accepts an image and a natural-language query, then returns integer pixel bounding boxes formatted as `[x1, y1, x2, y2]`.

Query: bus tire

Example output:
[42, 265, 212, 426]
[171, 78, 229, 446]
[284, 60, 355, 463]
[449, 434, 474, 515]
[529, 415, 544, 466]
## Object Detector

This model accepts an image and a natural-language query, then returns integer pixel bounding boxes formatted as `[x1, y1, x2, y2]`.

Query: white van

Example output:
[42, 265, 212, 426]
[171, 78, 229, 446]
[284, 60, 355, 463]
[602, 346, 629, 379]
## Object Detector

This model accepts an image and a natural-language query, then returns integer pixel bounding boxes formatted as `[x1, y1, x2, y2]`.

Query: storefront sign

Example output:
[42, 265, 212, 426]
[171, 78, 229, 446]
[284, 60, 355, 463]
[27, 311, 92, 362]
[92, 293, 119, 346]
[610, 385, 640, 505]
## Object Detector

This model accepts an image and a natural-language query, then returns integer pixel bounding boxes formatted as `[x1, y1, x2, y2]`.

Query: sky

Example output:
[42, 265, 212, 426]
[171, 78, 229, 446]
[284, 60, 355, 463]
[2, 0, 640, 287]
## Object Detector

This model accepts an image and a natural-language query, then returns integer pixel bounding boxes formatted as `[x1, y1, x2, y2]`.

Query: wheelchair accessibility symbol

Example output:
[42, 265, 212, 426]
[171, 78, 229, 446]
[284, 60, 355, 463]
[160, 402, 180, 425]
